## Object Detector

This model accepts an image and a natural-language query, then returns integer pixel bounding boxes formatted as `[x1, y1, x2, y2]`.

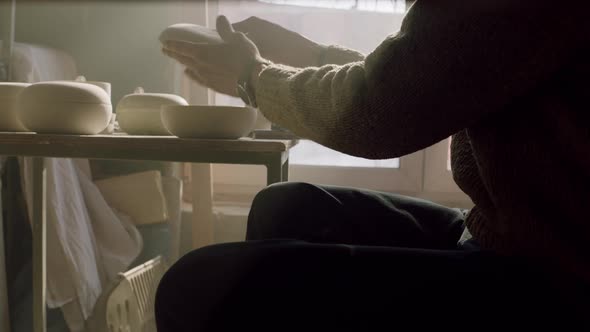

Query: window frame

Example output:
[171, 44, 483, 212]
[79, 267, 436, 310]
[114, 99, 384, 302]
[423, 137, 463, 193]
[210, 147, 424, 194]
[290, 150, 423, 192]
[209, 0, 423, 194]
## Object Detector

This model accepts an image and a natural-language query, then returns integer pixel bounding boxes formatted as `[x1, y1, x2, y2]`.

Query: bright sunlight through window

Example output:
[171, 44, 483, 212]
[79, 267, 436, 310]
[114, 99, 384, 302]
[258, 0, 407, 13]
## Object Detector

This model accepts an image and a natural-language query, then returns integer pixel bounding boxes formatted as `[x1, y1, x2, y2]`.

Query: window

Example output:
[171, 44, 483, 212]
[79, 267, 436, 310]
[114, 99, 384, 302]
[207, 0, 422, 193]
[258, 0, 407, 13]
[291, 141, 400, 168]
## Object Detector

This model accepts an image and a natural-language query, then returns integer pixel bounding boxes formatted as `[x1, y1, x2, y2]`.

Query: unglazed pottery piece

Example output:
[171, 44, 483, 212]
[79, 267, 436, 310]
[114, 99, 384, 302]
[161, 105, 257, 139]
[17, 81, 112, 135]
[159, 23, 223, 45]
[116, 87, 188, 136]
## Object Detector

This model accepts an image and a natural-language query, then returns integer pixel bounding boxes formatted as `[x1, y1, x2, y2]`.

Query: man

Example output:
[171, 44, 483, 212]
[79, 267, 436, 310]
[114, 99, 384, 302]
[157, 1, 589, 330]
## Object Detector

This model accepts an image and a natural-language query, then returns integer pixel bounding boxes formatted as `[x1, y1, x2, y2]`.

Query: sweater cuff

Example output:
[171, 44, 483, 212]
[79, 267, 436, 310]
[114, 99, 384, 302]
[318, 45, 365, 66]
[254, 64, 300, 125]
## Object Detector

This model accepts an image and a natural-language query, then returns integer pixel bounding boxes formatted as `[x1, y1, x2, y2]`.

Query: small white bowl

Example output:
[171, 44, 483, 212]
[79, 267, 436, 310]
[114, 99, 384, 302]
[161, 105, 257, 139]
[116, 88, 188, 136]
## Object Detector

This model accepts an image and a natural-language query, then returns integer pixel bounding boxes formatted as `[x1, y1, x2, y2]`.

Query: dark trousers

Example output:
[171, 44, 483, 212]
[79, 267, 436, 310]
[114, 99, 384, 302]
[155, 183, 588, 331]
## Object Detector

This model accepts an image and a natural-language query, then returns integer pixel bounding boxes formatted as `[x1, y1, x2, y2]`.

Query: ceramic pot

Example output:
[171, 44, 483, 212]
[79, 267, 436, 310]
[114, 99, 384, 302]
[161, 105, 257, 139]
[116, 87, 188, 136]
[17, 81, 112, 135]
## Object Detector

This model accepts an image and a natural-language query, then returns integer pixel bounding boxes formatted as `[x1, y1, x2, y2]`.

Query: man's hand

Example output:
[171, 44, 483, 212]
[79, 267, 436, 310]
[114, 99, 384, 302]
[162, 15, 267, 97]
[233, 16, 325, 68]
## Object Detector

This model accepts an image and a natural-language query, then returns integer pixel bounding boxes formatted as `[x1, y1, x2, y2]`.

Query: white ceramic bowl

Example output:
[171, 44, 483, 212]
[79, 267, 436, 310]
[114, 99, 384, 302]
[72, 76, 112, 98]
[161, 105, 257, 139]
[116, 88, 188, 136]
[17, 81, 112, 135]
[0, 82, 31, 132]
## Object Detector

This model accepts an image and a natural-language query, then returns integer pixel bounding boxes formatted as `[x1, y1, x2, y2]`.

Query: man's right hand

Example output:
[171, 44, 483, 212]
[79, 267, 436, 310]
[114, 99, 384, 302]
[232, 16, 326, 68]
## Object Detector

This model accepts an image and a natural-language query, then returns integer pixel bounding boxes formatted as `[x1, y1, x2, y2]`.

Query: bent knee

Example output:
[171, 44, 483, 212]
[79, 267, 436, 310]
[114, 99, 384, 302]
[252, 181, 327, 211]
[247, 182, 339, 240]
[250, 182, 324, 215]
[255, 182, 318, 201]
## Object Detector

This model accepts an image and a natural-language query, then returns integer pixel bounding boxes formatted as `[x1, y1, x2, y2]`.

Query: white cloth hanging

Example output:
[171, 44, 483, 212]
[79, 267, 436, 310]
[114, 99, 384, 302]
[21, 158, 143, 331]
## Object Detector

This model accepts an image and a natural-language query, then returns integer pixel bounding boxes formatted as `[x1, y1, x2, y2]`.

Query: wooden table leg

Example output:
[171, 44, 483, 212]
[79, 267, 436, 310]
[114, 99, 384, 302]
[266, 153, 289, 185]
[281, 157, 290, 182]
[0, 162, 11, 332]
[191, 163, 215, 249]
[32, 157, 46, 332]
[266, 164, 282, 185]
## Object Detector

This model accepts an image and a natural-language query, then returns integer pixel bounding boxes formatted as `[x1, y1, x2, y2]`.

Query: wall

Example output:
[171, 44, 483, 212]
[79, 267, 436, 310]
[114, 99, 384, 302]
[11, 0, 209, 105]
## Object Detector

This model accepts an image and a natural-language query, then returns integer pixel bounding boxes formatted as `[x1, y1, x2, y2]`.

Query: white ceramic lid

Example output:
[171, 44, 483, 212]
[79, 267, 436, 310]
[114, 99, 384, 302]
[159, 23, 223, 44]
[19, 81, 111, 105]
[0, 82, 31, 99]
[117, 87, 188, 110]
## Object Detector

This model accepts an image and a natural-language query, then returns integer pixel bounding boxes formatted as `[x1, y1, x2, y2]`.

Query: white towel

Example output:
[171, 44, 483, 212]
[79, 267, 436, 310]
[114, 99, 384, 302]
[21, 158, 143, 332]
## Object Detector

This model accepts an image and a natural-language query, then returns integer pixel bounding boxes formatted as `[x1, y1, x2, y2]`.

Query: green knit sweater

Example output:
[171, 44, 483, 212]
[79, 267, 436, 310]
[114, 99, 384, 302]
[255, 1, 589, 279]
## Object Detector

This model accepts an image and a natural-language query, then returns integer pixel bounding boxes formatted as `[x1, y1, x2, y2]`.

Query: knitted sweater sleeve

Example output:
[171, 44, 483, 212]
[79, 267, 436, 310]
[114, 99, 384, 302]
[255, 1, 578, 159]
